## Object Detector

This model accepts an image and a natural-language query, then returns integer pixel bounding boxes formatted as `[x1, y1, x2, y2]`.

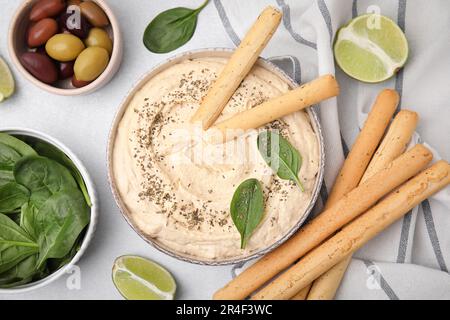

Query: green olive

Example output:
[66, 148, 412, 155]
[84, 28, 113, 54]
[74, 47, 109, 81]
[45, 33, 85, 62]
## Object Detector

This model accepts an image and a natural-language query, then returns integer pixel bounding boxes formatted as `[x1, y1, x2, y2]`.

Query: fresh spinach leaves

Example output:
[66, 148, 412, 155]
[34, 189, 89, 268]
[228, 131, 305, 248]
[14, 156, 77, 197]
[230, 178, 265, 249]
[0, 183, 30, 214]
[0, 254, 38, 288]
[20, 202, 38, 240]
[0, 133, 37, 157]
[143, 0, 210, 53]
[0, 170, 14, 186]
[46, 230, 84, 273]
[0, 134, 90, 288]
[0, 143, 22, 171]
[30, 141, 92, 206]
[0, 213, 38, 274]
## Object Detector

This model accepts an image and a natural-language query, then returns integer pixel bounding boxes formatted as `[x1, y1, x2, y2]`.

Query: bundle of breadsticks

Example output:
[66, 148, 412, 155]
[189, 6, 449, 300]
[213, 88, 450, 300]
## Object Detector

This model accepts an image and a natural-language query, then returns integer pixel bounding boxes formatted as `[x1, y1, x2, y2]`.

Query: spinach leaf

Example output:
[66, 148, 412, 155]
[14, 156, 78, 208]
[0, 254, 37, 287]
[33, 189, 89, 268]
[0, 213, 39, 273]
[30, 141, 91, 207]
[20, 202, 38, 240]
[0, 170, 14, 187]
[15, 156, 80, 240]
[257, 131, 304, 191]
[230, 179, 265, 249]
[0, 183, 30, 214]
[0, 143, 22, 170]
[0, 133, 37, 157]
[47, 229, 85, 272]
[0, 276, 33, 288]
[143, 0, 209, 53]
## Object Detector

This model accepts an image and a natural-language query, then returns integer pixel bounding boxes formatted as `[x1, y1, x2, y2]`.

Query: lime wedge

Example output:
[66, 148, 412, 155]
[112, 255, 176, 300]
[334, 14, 408, 83]
[0, 57, 15, 102]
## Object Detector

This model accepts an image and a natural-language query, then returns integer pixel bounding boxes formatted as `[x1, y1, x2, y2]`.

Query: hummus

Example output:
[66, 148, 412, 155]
[113, 57, 320, 261]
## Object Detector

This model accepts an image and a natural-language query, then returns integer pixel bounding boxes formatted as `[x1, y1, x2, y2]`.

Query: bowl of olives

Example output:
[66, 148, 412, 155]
[8, 0, 122, 95]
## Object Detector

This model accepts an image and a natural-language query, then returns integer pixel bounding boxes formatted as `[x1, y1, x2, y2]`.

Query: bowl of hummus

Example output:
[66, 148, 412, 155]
[108, 49, 324, 265]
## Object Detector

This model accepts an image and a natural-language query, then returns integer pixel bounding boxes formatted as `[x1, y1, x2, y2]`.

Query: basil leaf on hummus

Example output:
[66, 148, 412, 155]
[257, 130, 304, 191]
[230, 178, 265, 249]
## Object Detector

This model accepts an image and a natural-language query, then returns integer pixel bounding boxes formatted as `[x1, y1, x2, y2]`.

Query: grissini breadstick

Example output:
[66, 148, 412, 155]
[306, 255, 351, 300]
[290, 286, 311, 300]
[252, 160, 450, 300]
[190, 6, 282, 129]
[209, 75, 339, 143]
[212, 144, 432, 300]
[361, 109, 418, 181]
[325, 89, 399, 206]
[306, 109, 419, 300]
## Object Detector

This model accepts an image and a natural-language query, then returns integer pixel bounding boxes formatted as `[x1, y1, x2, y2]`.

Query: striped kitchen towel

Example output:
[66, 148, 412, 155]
[216, 0, 450, 300]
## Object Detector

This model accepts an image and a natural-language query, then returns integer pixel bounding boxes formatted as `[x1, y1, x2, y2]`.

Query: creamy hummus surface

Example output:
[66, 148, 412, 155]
[113, 57, 320, 261]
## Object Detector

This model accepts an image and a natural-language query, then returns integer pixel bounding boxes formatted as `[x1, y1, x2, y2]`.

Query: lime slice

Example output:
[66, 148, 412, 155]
[0, 57, 15, 102]
[334, 14, 408, 83]
[112, 255, 176, 300]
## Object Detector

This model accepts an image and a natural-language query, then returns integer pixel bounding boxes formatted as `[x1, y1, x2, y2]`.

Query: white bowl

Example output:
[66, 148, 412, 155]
[0, 127, 98, 293]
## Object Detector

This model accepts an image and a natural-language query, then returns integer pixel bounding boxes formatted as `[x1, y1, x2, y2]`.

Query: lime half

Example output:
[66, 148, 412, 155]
[112, 255, 176, 300]
[334, 14, 408, 83]
[0, 57, 15, 102]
